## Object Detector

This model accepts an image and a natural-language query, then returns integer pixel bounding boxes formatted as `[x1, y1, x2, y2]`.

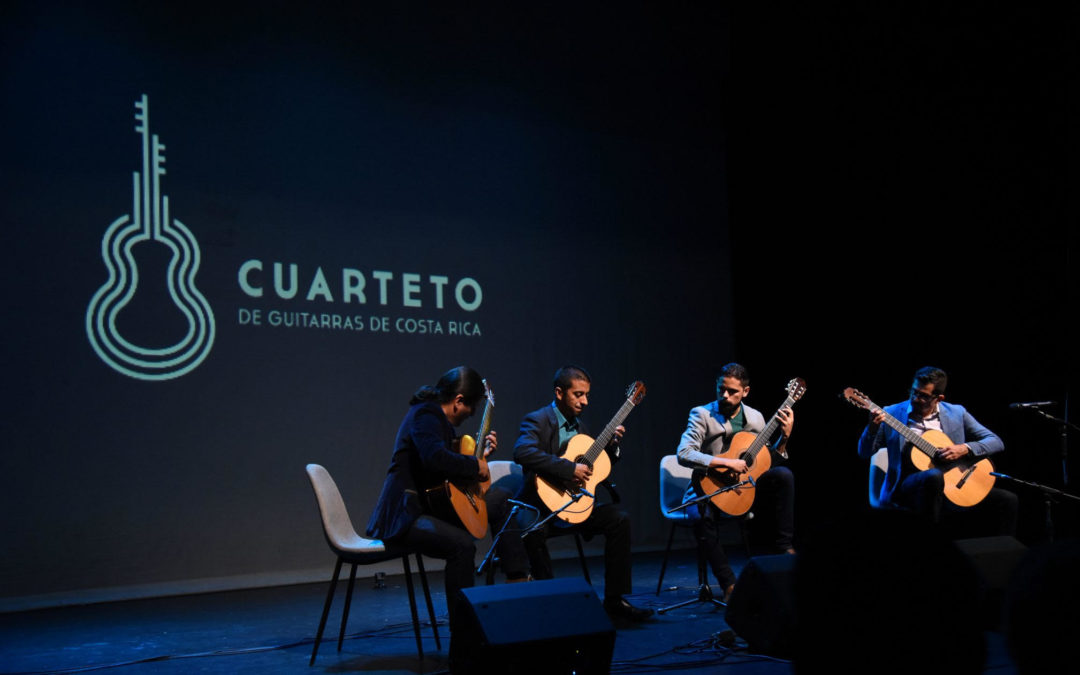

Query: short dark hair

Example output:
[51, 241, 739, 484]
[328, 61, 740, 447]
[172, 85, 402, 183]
[411, 366, 486, 406]
[553, 365, 591, 391]
[913, 366, 948, 396]
[717, 363, 750, 388]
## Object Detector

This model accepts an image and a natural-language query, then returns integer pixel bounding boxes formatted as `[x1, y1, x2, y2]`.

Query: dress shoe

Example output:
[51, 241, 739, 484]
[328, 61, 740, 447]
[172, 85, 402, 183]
[603, 597, 654, 621]
[722, 584, 735, 604]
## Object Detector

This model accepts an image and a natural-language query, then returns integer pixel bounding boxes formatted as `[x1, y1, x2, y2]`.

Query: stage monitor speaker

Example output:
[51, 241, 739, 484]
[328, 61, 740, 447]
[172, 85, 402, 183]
[449, 578, 616, 675]
[955, 535, 1027, 627]
[955, 536, 1027, 591]
[724, 554, 796, 659]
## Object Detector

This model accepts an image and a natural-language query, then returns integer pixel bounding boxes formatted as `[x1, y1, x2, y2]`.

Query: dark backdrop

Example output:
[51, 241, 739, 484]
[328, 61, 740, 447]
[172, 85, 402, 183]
[1, 3, 1075, 610]
[727, 5, 1076, 545]
[1, 2, 734, 608]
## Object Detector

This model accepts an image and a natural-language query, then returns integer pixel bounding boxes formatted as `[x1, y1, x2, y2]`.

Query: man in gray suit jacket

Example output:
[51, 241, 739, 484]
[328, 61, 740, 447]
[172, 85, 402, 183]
[676, 363, 795, 600]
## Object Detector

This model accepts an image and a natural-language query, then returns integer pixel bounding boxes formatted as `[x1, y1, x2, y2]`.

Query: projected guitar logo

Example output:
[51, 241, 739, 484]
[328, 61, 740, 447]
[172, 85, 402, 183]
[86, 95, 215, 381]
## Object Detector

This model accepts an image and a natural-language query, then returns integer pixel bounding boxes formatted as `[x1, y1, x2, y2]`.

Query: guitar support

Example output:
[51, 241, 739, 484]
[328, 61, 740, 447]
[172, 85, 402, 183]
[657, 477, 755, 615]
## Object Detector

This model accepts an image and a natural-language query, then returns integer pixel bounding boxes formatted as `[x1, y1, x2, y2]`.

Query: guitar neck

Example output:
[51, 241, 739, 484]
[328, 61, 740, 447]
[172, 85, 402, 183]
[472, 400, 493, 459]
[869, 402, 939, 459]
[581, 397, 637, 464]
[743, 394, 797, 459]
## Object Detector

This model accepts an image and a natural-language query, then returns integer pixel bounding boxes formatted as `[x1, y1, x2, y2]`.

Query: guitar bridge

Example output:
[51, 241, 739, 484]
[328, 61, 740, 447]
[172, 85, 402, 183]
[956, 465, 976, 489]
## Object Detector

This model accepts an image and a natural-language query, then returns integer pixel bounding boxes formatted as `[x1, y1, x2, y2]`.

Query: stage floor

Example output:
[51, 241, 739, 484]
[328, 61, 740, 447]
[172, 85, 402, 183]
[0, 548, 1018, 674]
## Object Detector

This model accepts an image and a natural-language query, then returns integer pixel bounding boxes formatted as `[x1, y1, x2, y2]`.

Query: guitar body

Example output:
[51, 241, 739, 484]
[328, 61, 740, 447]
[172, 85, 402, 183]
[907, 429, 996, 507]
[425, 433, 491, 539]
[696, 429, 774, 516]
[536, 434, 613, 524]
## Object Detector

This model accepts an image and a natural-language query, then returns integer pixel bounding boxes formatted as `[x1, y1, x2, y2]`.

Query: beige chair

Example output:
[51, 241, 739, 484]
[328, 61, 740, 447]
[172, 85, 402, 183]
[485, 460, 592, 584]
[305, 463, 440, 665]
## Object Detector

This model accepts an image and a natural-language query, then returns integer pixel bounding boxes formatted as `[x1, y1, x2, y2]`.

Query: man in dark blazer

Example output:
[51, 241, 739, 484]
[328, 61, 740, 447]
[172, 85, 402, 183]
[513, 365, 653, 621]
[367, 366, 529, 623]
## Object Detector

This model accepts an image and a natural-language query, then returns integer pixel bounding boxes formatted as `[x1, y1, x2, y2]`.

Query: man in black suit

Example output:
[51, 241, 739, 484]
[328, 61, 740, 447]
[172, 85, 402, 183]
[513, 365, 652, 621]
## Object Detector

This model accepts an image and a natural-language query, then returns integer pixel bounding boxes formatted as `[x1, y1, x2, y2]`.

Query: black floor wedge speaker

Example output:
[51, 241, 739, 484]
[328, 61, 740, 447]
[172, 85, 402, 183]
[724, 554, 796, 659]
[449, 578, 616, 674]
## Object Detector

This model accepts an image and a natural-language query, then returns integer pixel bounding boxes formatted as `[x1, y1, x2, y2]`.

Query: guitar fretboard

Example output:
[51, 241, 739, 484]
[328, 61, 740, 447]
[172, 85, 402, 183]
[581, 396, 638, 465]
[742, 394, 797, 461]
[867, 402, 940, 459]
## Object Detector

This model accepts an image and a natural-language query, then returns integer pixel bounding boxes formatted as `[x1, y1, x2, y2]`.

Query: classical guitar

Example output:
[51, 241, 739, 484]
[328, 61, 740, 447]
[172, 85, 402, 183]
[842, 387, 995, 507]
[425, 381, 496, 538]
[696, 378, 806, 516]
[536, 381, 646, 524]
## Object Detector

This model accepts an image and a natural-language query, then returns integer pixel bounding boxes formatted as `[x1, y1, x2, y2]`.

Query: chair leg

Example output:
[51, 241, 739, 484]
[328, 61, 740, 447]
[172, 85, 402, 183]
[337, 563, 359, 651]
[574, 534, 592, 585]
[656, 522, 678, 595]
[401, 555, 424, 660]
[414, 553, 441, 650]
[310, 556, 343, 666]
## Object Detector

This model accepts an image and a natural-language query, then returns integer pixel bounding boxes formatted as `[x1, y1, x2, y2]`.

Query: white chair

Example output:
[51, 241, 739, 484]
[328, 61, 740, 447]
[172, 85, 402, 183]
[305, 463, 440, 664]
[868, 447, 889, 508]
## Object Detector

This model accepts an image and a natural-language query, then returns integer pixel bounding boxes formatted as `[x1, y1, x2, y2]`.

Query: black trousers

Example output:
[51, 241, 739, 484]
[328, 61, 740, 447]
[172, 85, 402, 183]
[519, 501, 633, 602]
[685, 465, 795, 588]
[893, 468, 1018, 537]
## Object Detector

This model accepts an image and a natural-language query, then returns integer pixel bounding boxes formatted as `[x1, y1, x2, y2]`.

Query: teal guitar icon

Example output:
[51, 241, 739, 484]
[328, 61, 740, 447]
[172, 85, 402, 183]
[86, 95, 215, 381]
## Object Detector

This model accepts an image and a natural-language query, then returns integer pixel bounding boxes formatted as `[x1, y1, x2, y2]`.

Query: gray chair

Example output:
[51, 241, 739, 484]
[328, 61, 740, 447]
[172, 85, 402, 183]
[485, 460, 592, 585]
[305, 463, 440, 665]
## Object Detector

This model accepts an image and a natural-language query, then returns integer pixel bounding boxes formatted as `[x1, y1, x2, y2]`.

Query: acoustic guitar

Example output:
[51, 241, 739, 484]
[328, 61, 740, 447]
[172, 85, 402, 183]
[425, 381, 495, 538]
[536, 381, 646, 524]
[842, 387, 995, 507]
[695, 378, 806, 516]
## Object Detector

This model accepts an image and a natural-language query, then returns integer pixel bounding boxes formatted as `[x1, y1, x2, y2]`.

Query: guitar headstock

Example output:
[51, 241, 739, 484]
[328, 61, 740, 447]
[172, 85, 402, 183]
[785, 378, 807, 403]
[841, 387, 873, 411]
[482, 379, 495, 408]
[625, 381, 647, 405]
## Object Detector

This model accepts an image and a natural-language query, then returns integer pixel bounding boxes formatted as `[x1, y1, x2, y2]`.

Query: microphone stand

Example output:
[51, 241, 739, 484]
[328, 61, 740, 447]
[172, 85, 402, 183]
[657, 477, 756, 615]
[1026, 407, 1079, 488]
[520, 491, 591, 539]
[476, 504, 521, 577]
[991, 471, 1080, 543]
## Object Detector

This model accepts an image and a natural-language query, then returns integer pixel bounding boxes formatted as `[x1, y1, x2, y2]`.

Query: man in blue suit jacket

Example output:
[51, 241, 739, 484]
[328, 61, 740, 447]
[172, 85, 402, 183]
[858, 366, 1017, 534]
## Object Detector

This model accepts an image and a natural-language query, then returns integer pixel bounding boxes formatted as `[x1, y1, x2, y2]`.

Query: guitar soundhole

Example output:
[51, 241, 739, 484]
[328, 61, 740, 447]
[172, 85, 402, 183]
[574, 455, 592, 471]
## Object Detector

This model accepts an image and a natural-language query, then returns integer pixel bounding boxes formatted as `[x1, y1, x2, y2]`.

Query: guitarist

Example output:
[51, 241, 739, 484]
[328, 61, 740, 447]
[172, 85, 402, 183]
[366, 367, 531, 626]
[676, 363, 795, 601]
[858, 366, 1017, 535]
[512, 365, 653, 621]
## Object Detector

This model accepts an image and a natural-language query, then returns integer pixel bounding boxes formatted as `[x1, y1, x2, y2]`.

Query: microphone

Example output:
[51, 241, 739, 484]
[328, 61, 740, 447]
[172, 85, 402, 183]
[507, 499, 540, 512]
[1009, 401, 1055, 409]
[575, 487, 596, 499]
